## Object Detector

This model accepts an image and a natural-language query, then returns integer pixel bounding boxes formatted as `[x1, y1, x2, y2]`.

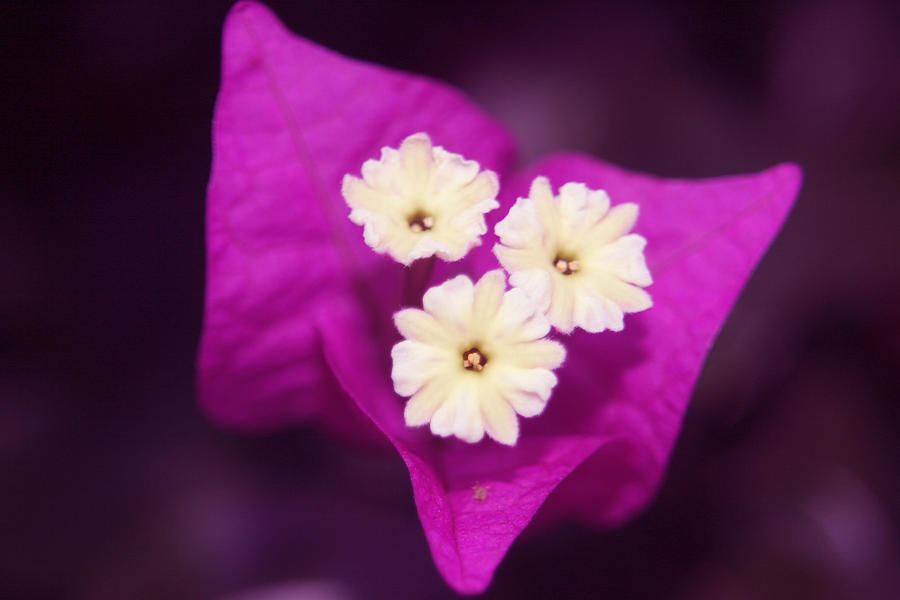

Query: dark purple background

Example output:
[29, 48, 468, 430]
[3, 1, 899, 598]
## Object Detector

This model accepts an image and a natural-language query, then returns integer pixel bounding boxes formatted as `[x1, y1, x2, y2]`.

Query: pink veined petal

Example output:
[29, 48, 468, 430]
[318, 304, 614, 594]
[504, 155, 803, 529]
[197, 1, 515, 433]
[322, 156, 801, 594]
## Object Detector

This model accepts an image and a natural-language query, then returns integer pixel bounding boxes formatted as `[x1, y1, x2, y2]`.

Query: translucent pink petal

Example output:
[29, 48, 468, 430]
[318, 305, 614, 594]
[322, 157, 801, 593]
[508, 155, 802, 529]
[197, 1, 514, 432]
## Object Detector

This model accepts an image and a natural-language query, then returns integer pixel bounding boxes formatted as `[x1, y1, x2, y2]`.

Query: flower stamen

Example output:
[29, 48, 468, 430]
[462, 347, 487, 372]
[408, 213, 434, 233]
[553, 256, 580, 275]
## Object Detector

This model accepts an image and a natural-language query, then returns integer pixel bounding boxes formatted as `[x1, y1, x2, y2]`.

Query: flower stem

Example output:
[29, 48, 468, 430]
[404, 257, 436, 307]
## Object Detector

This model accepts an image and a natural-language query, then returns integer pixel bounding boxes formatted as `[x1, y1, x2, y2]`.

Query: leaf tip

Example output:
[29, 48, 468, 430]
[228, 0, 268, 17]
[769, 161, 804, 193]
[223, 0, 283, 41]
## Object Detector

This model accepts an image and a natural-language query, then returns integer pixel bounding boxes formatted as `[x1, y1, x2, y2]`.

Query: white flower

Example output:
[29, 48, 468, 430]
[341, 132, 499, 265]
[494, 176, 652, 334]
[391, 270, 566, 446]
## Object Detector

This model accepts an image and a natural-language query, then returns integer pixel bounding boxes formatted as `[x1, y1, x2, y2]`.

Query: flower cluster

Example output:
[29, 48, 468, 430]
[343, 133, 653, 446]
[199, 2, 801, 594]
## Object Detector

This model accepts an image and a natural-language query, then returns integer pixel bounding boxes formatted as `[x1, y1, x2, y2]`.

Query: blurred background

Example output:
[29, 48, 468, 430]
[3, 0, 899, 598]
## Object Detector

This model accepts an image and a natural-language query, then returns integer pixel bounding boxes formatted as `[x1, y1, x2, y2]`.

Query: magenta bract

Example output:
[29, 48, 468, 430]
[198, 2, 802, 593]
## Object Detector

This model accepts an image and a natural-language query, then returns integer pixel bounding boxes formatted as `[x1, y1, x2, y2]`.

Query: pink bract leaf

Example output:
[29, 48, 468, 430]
[506, 156, 803, 530]
[197, 1, 514, 432]
[322, 157, 800, 593]
[198, 1, 802, 595]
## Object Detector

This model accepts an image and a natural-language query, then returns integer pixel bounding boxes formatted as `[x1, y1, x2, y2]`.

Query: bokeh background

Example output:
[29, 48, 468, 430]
[3, 0, 899, 598]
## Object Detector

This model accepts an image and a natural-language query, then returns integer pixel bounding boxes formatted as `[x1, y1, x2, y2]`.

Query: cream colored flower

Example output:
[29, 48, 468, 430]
[391, 270, 566, 446]
[494, 176, 652, 334]
[341, 133, 499, 265]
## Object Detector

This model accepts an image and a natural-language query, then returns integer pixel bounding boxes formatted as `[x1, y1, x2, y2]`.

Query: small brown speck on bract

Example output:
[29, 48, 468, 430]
[473, 484, 489, 502]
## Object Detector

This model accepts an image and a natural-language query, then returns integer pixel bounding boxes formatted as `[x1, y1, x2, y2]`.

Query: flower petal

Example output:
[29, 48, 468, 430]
[404, 373, 457, 427]
[492, 365, 559, 403]
[480, 388, 519, 446]
[393, 308, 454, 348]
[470, 268, 507, 323]
[572, 284, 625, 333]
[398, 132, 434, 194]
[390, 340, 451, 396]
[490, 288, 551, 342]
[422, 274, 475, 335]
[585, 233, 653, 286]
[590, 202, 639, 246]
[501, 339, 566, 370]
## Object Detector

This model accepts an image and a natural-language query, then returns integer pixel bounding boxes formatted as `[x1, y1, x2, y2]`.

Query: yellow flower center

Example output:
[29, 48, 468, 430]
[462, 347, 488, 372]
